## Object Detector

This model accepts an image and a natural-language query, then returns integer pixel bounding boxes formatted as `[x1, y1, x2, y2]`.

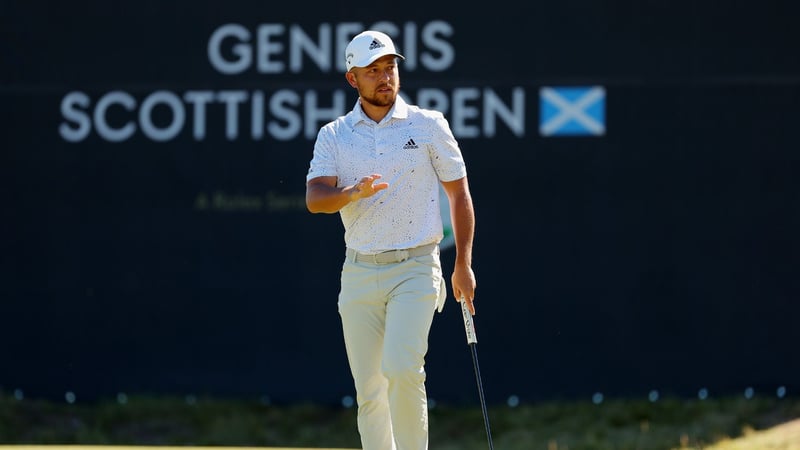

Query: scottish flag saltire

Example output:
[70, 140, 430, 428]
[539, 86, 606, 137]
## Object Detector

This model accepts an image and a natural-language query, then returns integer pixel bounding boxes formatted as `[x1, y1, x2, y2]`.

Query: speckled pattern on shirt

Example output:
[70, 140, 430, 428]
[307, 96, 467, 254]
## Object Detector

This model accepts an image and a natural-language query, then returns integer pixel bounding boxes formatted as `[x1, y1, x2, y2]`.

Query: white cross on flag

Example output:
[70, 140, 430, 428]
[539, 86, 606, 137]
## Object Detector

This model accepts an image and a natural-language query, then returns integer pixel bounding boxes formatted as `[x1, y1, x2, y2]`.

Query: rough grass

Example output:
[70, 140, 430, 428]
[1, 391, 798, 449]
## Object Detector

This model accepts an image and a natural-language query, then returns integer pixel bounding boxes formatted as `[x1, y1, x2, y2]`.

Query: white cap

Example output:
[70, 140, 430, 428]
[345, 30, 405, 71]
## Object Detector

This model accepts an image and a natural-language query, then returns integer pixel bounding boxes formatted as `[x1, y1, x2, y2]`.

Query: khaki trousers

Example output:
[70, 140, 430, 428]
[338, 246, 445, 450]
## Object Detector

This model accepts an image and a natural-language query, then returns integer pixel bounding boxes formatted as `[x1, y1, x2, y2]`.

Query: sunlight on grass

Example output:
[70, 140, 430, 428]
[698, 419, 800, 450]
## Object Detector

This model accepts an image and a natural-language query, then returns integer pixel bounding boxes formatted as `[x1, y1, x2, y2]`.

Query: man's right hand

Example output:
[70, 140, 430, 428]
[349, 174, 389, 201]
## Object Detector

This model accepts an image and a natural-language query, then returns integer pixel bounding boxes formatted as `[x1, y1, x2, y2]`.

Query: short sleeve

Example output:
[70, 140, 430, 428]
[428, 114, 467, 182]
[306, 124, 338, 182]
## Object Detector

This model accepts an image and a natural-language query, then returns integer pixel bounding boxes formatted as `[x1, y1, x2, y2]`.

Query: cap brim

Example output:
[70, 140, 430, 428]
[351, 52, 405, 69]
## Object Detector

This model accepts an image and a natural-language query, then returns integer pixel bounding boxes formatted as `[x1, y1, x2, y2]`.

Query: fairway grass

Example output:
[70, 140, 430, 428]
[2, 393, 799, 449]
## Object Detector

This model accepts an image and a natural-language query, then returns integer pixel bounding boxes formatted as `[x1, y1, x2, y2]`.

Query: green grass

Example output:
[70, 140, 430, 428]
[1, 390, 798, 449]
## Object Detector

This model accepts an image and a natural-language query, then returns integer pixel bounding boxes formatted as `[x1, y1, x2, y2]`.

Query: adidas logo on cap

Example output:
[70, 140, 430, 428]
[368, 39, 385, 51]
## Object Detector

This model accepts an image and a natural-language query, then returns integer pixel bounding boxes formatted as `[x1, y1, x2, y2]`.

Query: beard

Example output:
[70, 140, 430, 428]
[360, 85, 398, 108]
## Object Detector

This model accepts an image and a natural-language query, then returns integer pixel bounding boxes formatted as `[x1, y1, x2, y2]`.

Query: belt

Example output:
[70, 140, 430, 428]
[346, 243, 438, 265]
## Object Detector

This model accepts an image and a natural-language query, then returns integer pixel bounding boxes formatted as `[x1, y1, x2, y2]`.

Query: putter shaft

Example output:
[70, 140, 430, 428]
[460, 299, 494, 450]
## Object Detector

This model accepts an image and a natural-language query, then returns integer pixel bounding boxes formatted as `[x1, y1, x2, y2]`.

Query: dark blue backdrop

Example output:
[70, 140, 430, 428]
[2, 0, 798, 405]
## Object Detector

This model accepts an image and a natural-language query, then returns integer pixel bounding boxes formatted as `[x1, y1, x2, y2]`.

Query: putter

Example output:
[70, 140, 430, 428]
[460, 297, 495, 450]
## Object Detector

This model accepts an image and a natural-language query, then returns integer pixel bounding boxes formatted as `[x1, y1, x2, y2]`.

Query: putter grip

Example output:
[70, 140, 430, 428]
[460, 298, 478, 344]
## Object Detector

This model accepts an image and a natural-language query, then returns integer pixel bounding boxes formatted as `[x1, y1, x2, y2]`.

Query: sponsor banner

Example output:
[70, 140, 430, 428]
[3, 3, 800, 404]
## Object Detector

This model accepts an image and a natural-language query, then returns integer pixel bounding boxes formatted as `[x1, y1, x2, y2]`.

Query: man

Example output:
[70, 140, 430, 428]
[305, 29, 477, 450]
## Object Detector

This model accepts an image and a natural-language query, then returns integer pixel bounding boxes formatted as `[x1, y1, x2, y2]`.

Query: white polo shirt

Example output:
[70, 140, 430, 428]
[307, 96, 467, 254]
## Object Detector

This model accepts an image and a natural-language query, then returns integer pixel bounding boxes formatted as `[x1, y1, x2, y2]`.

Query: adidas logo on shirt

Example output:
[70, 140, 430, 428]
[403, 139, 419, 150]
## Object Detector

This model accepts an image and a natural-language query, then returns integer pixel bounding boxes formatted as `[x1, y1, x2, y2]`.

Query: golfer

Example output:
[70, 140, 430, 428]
[305, 30, 477, 450]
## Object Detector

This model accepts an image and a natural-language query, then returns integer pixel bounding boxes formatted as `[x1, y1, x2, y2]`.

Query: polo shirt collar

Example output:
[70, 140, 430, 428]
[347, 96, 409, 127]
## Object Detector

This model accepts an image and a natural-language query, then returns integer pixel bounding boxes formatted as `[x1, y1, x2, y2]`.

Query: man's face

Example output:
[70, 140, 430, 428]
[347, 55, 401, 108]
